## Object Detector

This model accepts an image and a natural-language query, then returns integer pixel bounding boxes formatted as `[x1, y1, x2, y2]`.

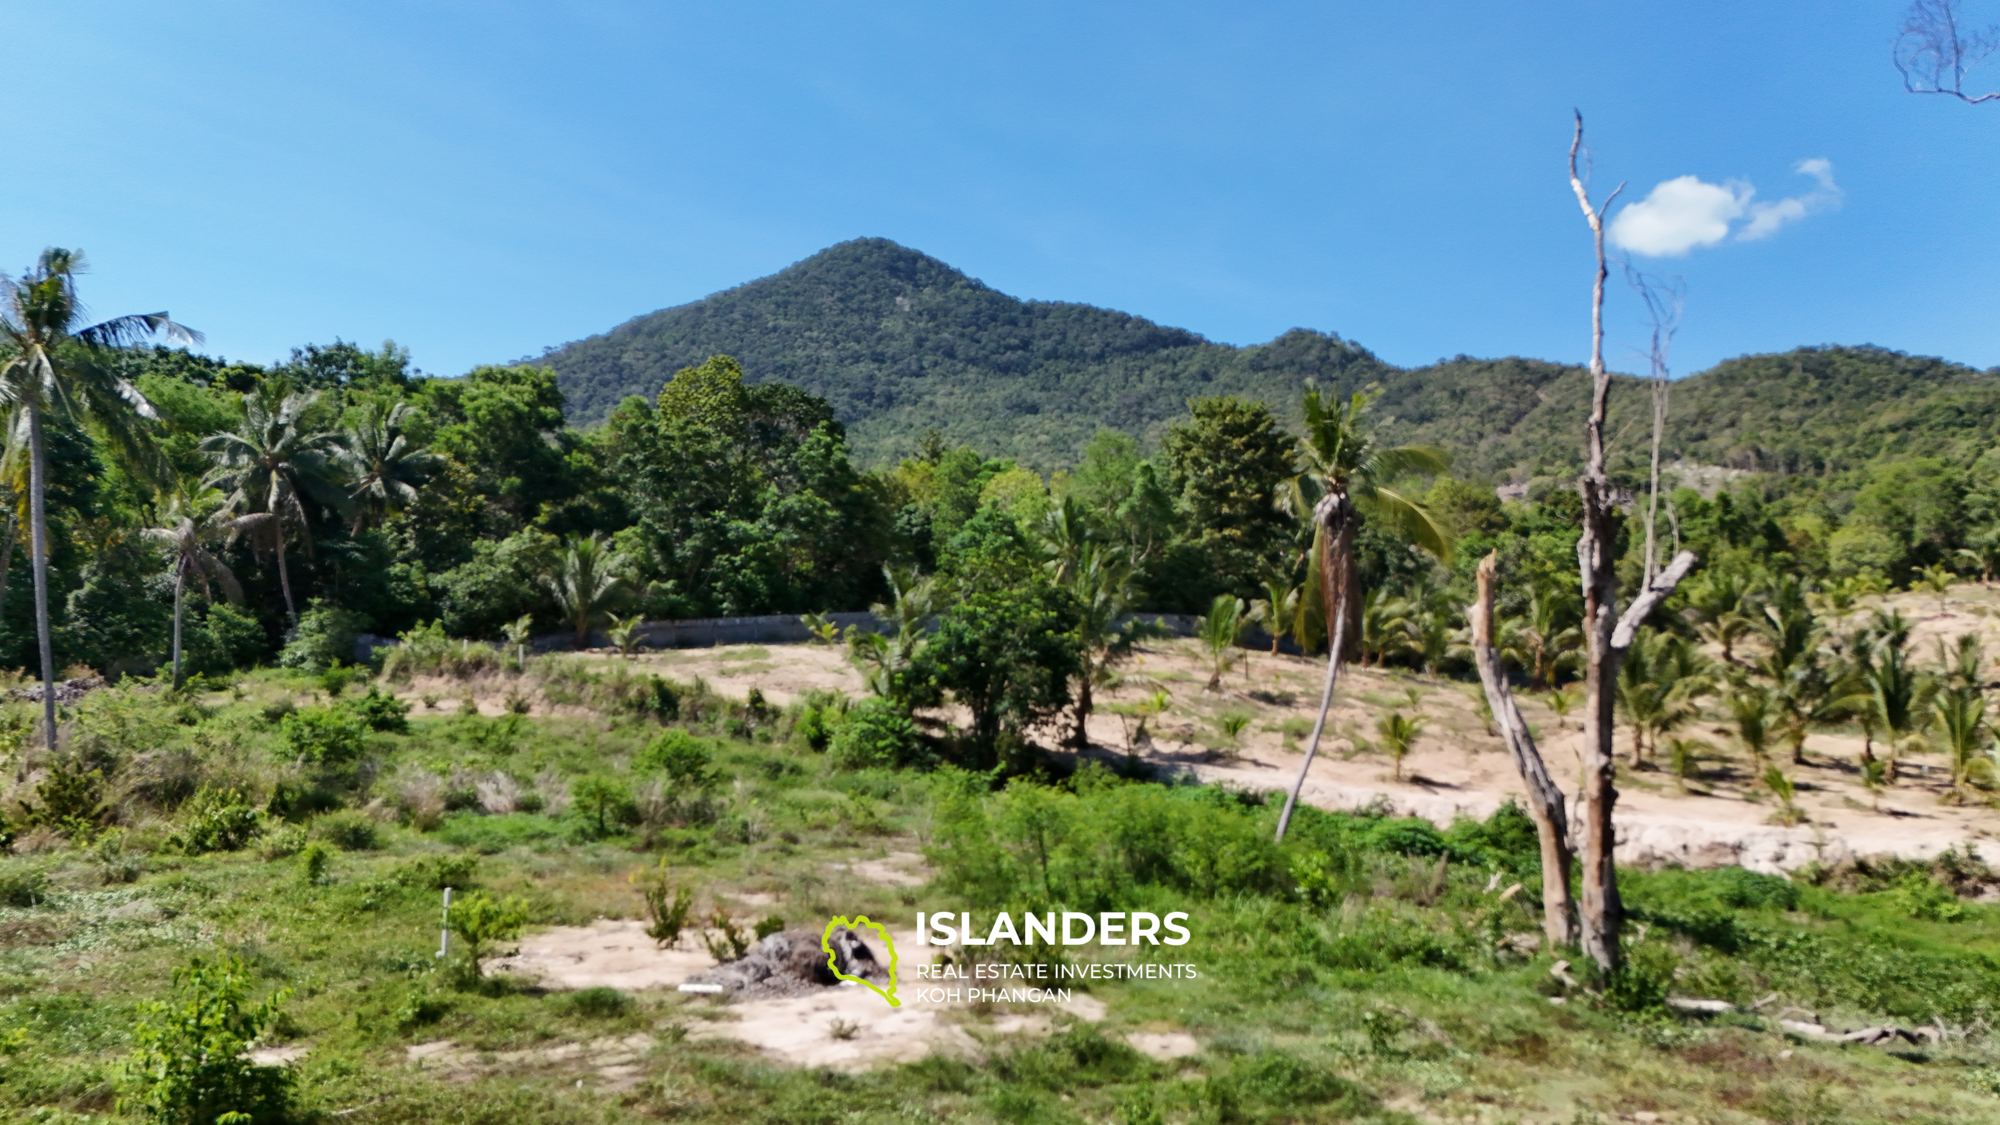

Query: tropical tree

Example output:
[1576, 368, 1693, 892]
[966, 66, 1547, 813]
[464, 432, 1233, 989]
[1615, 628, 1712, 766]
[1850, 621, 1930, 773]
[0, 248, 195, 747]
[1682, 567, 1760, 666]
[1359, 587, 1411, 667]
[143, 495, 267, 689]
[1250, 574, 1299, 657]
[1274, 388, 1451, 842]
[1935, 684, 1989, 801]
[1051, 542, 1139, 748]
[1726, 683, 1774, 764]
[338, 400, 440, 531]
[1196, 594, 1245, 692]
[1511, 578, 1584, 688]
[545, 532, 629, 648]
[1752, 577, 1843, 765]
[200, 382, 348, 622]
[851, 564, 935, 704]
[1375, 711, 1424, 781]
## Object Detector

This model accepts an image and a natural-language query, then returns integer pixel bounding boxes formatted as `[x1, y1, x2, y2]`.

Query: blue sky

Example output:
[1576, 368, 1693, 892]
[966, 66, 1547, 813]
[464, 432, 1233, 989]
[7, 1, 1998, 382]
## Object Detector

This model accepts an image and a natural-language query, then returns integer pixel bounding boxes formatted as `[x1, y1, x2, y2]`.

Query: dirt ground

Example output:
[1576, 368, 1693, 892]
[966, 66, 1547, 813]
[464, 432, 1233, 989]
[383, 584, 2000, 876]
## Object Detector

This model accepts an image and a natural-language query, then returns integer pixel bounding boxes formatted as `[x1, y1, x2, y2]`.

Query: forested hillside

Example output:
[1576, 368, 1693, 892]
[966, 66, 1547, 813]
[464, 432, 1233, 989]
[536, 238, 2000, 477]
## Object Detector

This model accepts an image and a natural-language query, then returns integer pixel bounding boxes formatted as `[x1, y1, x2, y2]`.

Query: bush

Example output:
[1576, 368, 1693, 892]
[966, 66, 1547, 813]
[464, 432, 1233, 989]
[562, 987, 633, 1019]
[311, 810, 380, 851]
[636, 729, 717, 788]
[278, 601, 368, 674]
[828, 699, 921, 770]
[569, 775, 637, 838]
[0, 861, 49, 907]
[279, 707, 368, 766]
[399, 853, 477, 890]
[18, 763, 110, 838]
[123, 955, 293, 1125]
[181, 602, 269, 676]
[318, 663, 360, 697]
[171, 788, 263, 855]
[297, 841, 333, 886]
[380, 620, 505, 683]
[449, 891, 530, 978]
[347, 686, 411, 733]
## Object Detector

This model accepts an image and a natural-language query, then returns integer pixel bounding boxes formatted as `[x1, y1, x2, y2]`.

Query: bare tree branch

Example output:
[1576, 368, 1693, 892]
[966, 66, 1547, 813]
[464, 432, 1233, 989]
[1611, 549, 1699, 652]
[1624, 262, 1684, 586]
[1897, 0, 2000, 103]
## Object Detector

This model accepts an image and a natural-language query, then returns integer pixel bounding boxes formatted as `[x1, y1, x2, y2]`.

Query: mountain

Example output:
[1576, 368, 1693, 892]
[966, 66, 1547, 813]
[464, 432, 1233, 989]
[534, 238, 2000, 478]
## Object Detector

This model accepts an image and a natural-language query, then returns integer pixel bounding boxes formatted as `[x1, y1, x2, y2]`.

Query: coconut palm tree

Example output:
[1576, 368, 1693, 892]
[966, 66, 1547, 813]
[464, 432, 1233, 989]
[144, 495, 268, 689]
[1197, 594, 1245, 692]
[1936, 685, 1989, 801]
[1274, 387, 1451, 842]
[1055, 541, 1139, 749]
[0, 248, 196, 747]
[1615, 628, 1712, 766]
[200, 382, 348, 622]
[1251, 574, 1299, 656]
[546, 532, 629, 648]
[1682, 568, 1760, 666]
[1512, 578, 1583, 689]
[338, 400, 440, 531]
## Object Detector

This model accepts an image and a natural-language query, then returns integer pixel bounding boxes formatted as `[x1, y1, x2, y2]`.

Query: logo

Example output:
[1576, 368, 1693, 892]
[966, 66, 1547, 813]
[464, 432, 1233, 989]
[821, 915, 901, 1007]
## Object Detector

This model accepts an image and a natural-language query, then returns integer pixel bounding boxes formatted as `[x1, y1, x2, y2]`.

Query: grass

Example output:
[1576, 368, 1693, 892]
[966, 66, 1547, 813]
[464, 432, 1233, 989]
[0, 659, 1997, 1122]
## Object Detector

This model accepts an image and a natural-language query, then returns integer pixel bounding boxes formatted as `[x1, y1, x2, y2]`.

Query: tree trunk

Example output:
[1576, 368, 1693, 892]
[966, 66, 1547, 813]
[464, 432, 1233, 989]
[1071, 669, 1093, 751]
[1568, 113, 1698, 974]
[1274, 492, 1355, 843]
[171, 570, 186, 691]
[0, 512, 18, 623]
[27, 404, 56, 751]
[1468, 552, 1577, 948]
[274, 521, 297, 621]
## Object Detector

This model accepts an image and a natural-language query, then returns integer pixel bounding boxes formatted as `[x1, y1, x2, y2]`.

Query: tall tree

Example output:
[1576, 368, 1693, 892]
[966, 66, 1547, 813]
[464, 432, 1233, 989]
[200, 382, 348, 622]
[339, 400, 440, 531]
[1272, 388, 1450, 843]
[144, 496, 266, 689]
[1568, 114, 1699, 973]
[0, 248, 194, 748]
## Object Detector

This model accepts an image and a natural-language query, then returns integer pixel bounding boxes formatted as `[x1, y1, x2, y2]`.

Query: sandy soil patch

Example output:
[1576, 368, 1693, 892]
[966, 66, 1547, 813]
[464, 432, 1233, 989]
[483, 918, 714, 990]
[1125, 1031, 1201, 1060]
[827, 850, 928, 887]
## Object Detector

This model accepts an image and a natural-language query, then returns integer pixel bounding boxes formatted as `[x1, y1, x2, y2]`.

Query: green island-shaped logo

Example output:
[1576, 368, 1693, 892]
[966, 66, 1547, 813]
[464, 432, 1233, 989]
[821, 915, 900, 1008]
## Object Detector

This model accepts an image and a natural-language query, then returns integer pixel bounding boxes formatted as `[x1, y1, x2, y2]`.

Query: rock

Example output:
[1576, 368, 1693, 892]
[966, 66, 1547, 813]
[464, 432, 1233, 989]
[684, 927, 889, 1000]
[106, 899, 166, 922]
[1780, 1019, 1830, 1038]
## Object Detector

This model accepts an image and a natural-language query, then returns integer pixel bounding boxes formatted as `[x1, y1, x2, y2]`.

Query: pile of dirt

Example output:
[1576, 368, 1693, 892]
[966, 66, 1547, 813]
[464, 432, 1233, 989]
[684, 926, 887, 999]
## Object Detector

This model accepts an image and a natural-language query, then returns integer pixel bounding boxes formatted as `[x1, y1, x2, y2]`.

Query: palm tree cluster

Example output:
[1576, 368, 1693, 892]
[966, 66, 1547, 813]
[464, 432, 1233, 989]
[0, 248, 456, 744]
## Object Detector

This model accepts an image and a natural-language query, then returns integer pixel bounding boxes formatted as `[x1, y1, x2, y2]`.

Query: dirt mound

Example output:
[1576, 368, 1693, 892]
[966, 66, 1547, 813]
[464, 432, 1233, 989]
[685, 926, 887, 999]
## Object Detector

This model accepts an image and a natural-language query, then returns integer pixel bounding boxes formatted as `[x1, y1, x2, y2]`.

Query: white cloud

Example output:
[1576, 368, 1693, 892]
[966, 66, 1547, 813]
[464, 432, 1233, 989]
[1608, 159, 1840, 257]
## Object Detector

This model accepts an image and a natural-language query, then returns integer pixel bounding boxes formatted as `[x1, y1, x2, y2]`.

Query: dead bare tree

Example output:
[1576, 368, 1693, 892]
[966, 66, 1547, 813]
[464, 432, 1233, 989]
[1624, 263, 1684, 585]
[1568, 111, 1699, 974]
[1468, 552, 1575, 948]
[1896, 0, 2000, 103]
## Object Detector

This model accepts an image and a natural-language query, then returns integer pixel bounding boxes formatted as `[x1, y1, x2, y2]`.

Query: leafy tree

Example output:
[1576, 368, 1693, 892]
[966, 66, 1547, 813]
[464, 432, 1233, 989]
[426, 364, 570, 521]
[1160, 396, 1298, 606]
[1275, 388, 1450, 842]
[0, 248, 194, 746]
[912, 582, 1082, 768]
[546, 532, 628, 648]
[145, 496, 264, 689]
[200, 382, 348, 621]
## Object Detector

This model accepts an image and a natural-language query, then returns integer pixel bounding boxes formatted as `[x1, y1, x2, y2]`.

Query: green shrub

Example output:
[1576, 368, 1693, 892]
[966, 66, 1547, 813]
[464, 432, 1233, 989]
[311, 811, 379, 851]
[562, 987, 633, 1019]
[0, 861, 49, 907]
[18, 763, 109, 838]
[347, 686, 411, 733]
[171, 788, 263, 855]
[296, 841, 333, 886]
[399, 853, 477, 890]
[636, 729, 717, 788]
[449, 891, 530, 978]
[569, 776, 637, 838]
[828, 699, 921, 770]
[380, 620, 505, 683]
[278, 601, 368, 674]
[1890, 871, 1966, 922]
[317, 663, 360, 697]
[122, 955, 292, 1125]
[278, 707, 367, 766]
